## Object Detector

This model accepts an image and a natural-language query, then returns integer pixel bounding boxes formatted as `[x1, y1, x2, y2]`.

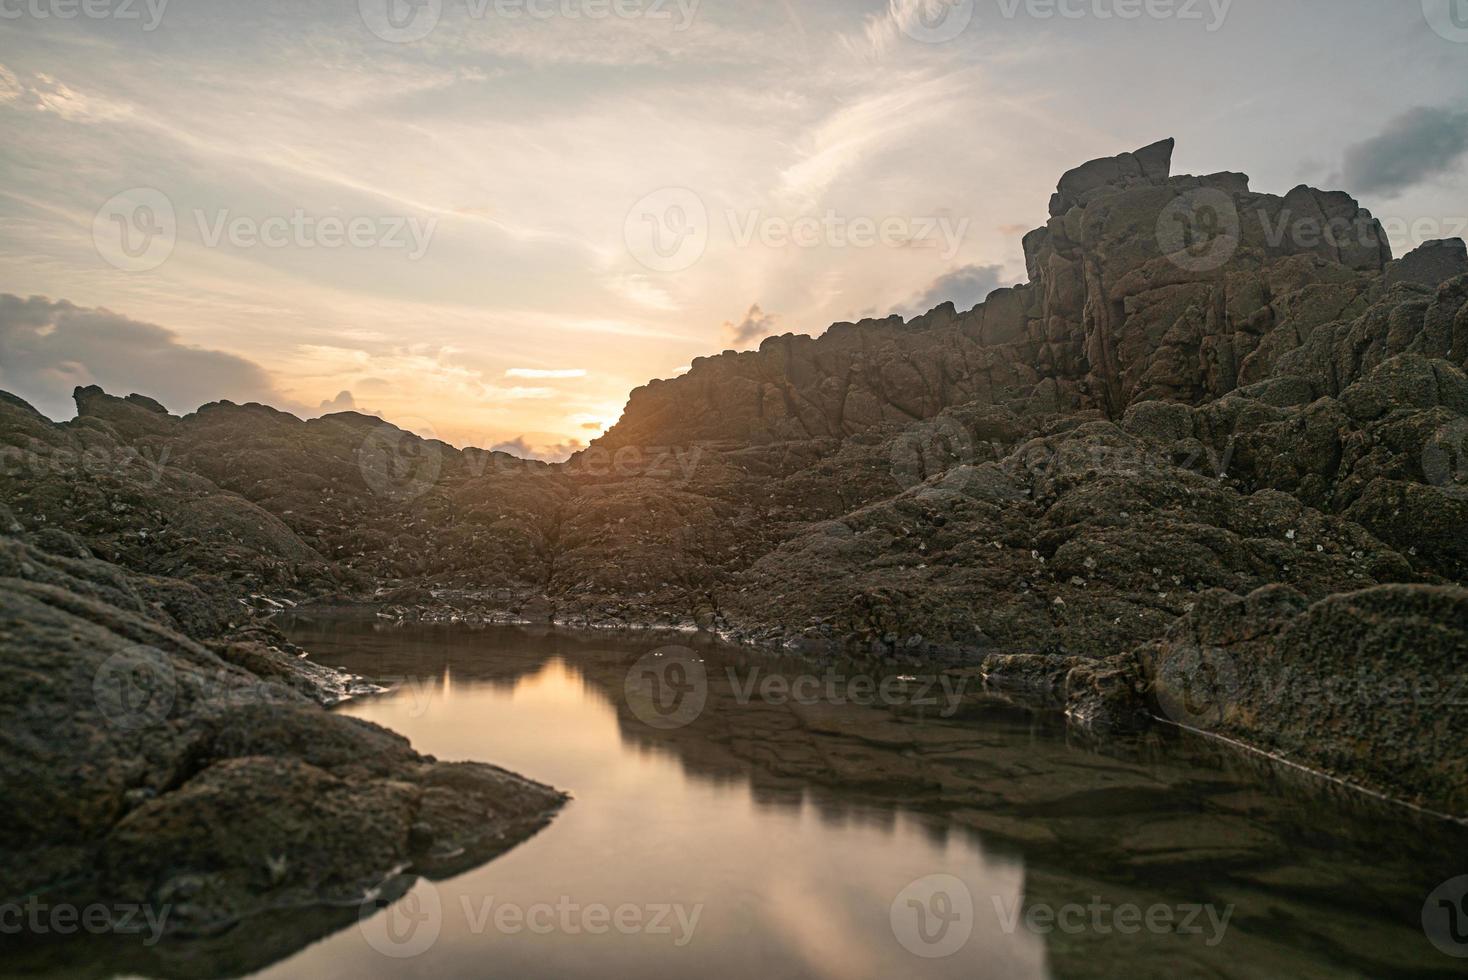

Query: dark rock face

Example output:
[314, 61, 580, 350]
[1386, 238, 1468, 289]
[2, 137, 1466, 845]
[1140, 584, 1468, 815]
[0, 435, 565, 943]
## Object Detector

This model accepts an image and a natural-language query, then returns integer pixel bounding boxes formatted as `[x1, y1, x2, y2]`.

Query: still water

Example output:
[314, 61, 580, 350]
[19, 615, 1462, 979]
[241, 616, 1467, 980]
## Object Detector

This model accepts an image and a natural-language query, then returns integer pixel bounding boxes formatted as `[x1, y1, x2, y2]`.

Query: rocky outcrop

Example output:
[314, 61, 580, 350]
[1388, 238, 1468, 289]
[0, 420, 566, 945]
[592, 139, 1418, 452]
[720, 407, 1418, 657]
[1140, 584, 1468, 815]
[3, 139, 1466, 829]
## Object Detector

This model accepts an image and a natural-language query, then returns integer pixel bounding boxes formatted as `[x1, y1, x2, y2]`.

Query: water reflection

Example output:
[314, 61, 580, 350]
[16, 617, 1467, 978]
[247, 619, 1049, 980]
[269, 617, 1466, 980]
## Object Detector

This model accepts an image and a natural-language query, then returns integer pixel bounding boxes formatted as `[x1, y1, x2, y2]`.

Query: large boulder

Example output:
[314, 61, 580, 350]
[0, 539, 566, 939]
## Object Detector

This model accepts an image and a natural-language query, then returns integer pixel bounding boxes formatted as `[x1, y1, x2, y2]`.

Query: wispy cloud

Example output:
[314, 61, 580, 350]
[604, 274, 678, 311]
[505, 368, 587, 379]
[776, 69, 979, 208]
[0, 64, 22, 105]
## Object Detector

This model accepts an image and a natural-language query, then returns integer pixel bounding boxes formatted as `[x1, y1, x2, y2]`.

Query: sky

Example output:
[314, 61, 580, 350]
[1, 0, 1466, 457]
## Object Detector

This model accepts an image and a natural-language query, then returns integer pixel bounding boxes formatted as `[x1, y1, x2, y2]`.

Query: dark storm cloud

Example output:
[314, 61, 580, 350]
[0, 294, 288, 420]
[899, 263, 1004, 318]
[1342, 106, 1468, 197]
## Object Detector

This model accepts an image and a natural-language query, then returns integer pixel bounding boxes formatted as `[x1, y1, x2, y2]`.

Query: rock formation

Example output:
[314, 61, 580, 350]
[593, 138, 1413, 447]
[0, 393, 567, 951]
[2, 139, 1466, 936]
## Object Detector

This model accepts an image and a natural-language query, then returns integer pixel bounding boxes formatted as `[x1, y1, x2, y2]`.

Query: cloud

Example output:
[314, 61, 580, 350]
[490, 435, 586, 463]
[775, 72, 977, 207]
[314, 390, 381, 417]
[0, 294, 289, 421]
[723, 304, 780, 346]
[491, 436, 536, 456]
[289, 344, 567, 411]
[898, 263, 1004, 318]
[0, 66, 129, 122]
[505, 368, 587, 379]
[0, 64, 21, 105]
[850, 0, 962, 60]
[1343, 106, 1468, 197]
[604, 274, 677, 311]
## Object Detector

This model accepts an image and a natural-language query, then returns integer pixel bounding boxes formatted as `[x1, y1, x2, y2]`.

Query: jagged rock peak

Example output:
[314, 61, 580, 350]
[592, 137, 1412, 451]
[72, 384, 179, 439]
[1387, 238, 1468, 289]
[1050, 137, 1176, 217]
